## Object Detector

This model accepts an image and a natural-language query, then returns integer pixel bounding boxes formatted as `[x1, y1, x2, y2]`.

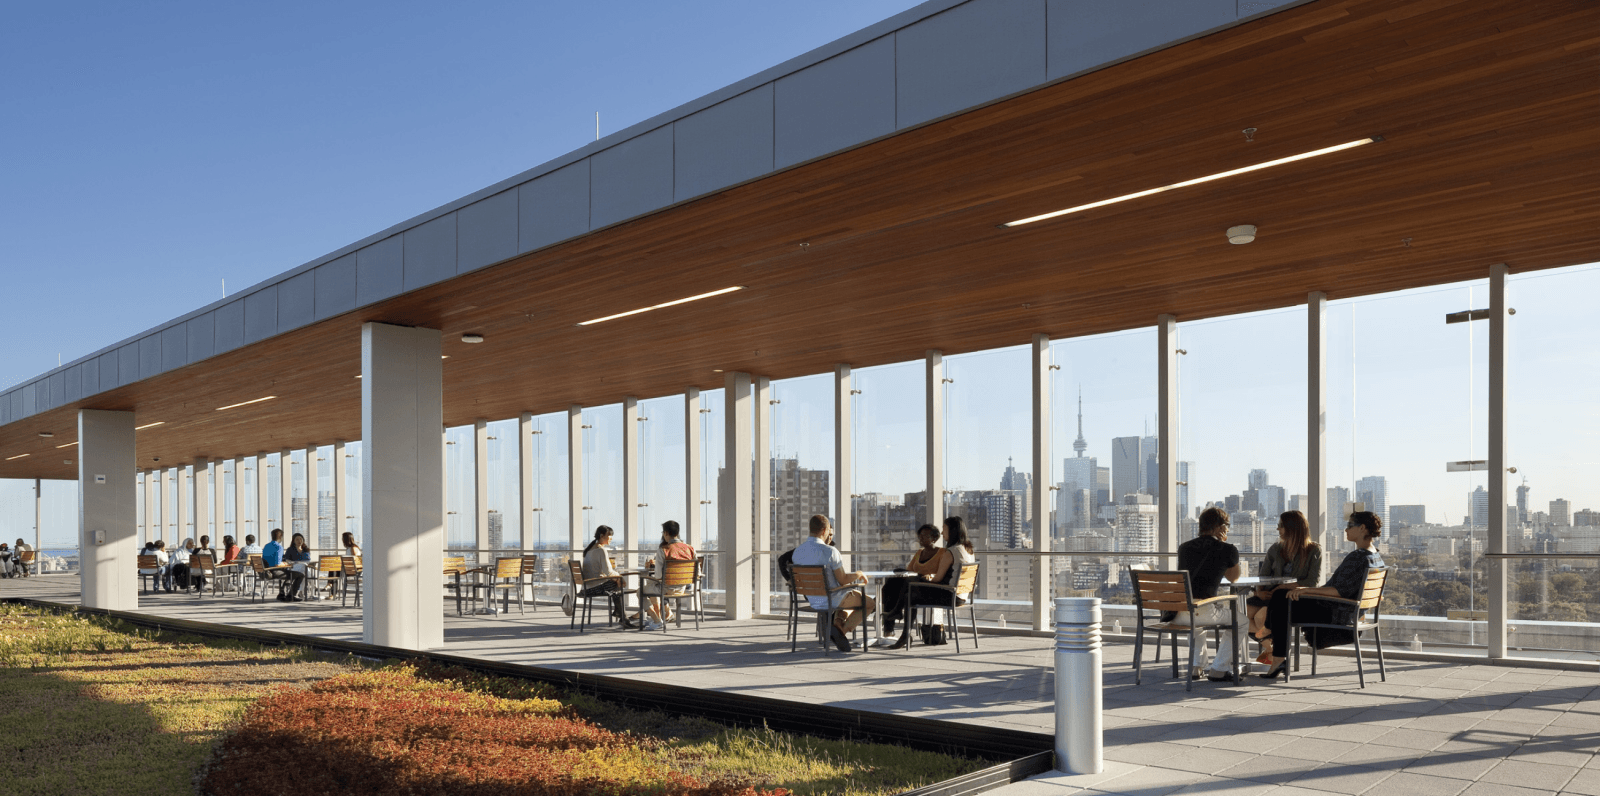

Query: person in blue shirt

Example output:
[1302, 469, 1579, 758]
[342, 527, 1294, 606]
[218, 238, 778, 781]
[261, 529, 285, 567]
[790, 514, 875, 652]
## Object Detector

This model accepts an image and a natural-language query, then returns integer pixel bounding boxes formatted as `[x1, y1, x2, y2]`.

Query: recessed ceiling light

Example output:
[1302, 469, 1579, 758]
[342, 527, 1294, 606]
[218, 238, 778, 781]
[5, 453, 29, 461]
[1226, 225, 1258, 244]
[57, 441, 78, 449]
[216, 396, 276, 411]
[38, 431, 53, 438]
[135, 421, 165, 430]
[577, 286, 745, 326]
[461, 333, 484, 344]
[1001, 136, 1383, 228]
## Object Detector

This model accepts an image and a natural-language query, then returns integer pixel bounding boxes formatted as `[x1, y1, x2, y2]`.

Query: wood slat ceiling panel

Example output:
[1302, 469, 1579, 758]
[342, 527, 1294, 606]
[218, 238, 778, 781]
[3, 0, 1596, 480]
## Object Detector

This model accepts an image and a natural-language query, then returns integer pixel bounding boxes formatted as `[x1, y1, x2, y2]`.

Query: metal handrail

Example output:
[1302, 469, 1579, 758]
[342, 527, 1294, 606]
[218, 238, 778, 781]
[1482, 552, 1600, 559]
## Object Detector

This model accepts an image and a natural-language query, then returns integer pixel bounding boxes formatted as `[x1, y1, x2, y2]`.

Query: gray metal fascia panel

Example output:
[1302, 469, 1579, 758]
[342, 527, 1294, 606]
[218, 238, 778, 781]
[117, 344, 139, 387]
[356, 236, 405, 306]
[278, 270, 316, 331]
[590, 125, 674, 230]
[96, 353, 117, 393]
[315, 254, 358, 320]
[673, 85, 775, 202]
[1047, 0, 1236, 81]
[161, 326, 187, 373]
[139, 335, 162, 380]
[77, 360, 96, 401]
[896, 0, 1048, 129]
[518, 161, 590, 255]
[457, 190, 518, 273]
[0, 392, 8, 425]
[214, 300, 245, 355]
[65, 364, 82, 403]
[187, 312, 216, 363]
[775, 36, 897, 170]
[22, 384, 36, 417]
[403, 212, 458, 291]
[243, 288, 279, 345]
[8, 391, 20, 423]
[49, 372, 65, 411]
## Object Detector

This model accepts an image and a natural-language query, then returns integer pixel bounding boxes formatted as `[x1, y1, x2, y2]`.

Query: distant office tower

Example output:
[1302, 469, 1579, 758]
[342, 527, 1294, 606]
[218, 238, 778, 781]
[487, 512, 504, 550]
[1230, 510, 1265, 554]
[1327, 486, 1350, 530]
[1550, 498, 1572, 527]
[981, 490, 1024, 548]
[1115, 494, 1158, 562]
[1258, 485, 1286, 520]
[999, 457, 1033, 526]
[1095, 467, 1111, 509]
[1144, 443, 1160, 501]
[1111, 436, 1145, 503]
[1248, 469, 1270, 491]
[1288, 494, 1309, 514]
[1516, 479, 1531, 525]
[291, 496, 309, 538]
[1574, 509, 1600, 527]
[1059, 455, 1099, 534]
[1391, 505, 1427, 528]
[1470, 486, 1490, 528]
[317, 493, 336, 548]
[1225, 494, 1242, 513]
[1176, 461, 1193, 524]
[1242, 489, 1261, 514]
[1354, 476, 1388, 531]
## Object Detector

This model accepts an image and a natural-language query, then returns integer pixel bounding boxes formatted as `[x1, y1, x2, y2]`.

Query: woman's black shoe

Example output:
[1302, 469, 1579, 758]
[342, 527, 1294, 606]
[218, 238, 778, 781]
[1259, 660, 1289, 680]
[886, 634, 909, 650]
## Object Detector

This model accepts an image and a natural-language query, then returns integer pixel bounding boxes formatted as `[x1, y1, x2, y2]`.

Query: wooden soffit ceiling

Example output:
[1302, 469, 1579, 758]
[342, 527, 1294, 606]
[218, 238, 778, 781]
[3, 0, 1597, 479]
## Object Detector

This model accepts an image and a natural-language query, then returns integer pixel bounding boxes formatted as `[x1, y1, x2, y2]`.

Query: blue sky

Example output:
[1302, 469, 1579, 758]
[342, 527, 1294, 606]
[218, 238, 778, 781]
[3, 2, 1596, 547]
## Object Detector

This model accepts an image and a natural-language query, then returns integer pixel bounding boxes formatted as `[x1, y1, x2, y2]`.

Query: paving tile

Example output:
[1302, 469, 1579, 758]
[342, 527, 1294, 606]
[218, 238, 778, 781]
[1166, 776, 1279, 796]
[1379, 728, 1455, 751]
[1561, 768, 1600, 796]
[1330, 741, 1430, 768]
[1206, 732, 1301, 755]
[1406, 713, 1490, 734]
[1404, 752, 1505, 781]
[1510, 747, 1598, 769]
[1152, 748, 1259, 776]
[1459, 782, 1562, 796]
[1105, 742, 1195, 765]
[1086, 764, 1207, 796]
[1363, 771, 1473, 796]
[1286, 763, 1394, 795]
[1481, 760, 1580, 792]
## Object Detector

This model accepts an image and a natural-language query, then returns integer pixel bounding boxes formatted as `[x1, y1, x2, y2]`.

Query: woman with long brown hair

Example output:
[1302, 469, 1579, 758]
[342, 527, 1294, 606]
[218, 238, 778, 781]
[1248, 511, 1323, 655]
[1259, 511, 1384, 679]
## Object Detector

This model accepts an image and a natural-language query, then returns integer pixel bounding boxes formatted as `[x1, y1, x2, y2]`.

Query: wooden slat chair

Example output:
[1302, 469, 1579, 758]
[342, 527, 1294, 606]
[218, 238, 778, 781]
[1129, 568, 1241, 692]
[904, 563, 981, 653]
[475, 557, 527, 615]
[248, 555, 289, 603]
[1287, 566, 1389, 688]
[213, 558, 246, 596]
[519, 554, 540, 610]
[136, 554, 162, 594]
[443, 556, 469, 614]
[189, 554, 215, 598]
[789, 565, 871, 656]
[640, 558, 702, 632]
[567, 559, 633, 632]
[340, 555, 363, 607]
[15, 550, 36, 577]
[314, 556, 343, 602]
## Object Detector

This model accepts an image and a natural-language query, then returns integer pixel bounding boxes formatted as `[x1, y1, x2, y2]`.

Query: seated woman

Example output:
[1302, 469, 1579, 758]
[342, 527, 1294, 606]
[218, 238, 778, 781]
[641, 520, 696, 630]
[1249, 511, 1323, 661]
[277, 532, 313, 602]
[1260, 510, 1385, 679]
[877, 524, 953, 649]
[1172, 506, 1244, 682]
[581, 525, 633, 627]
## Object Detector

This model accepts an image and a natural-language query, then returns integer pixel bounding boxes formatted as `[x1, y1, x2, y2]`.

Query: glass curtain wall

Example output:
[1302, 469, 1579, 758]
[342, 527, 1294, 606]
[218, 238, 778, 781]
[582, 404, 624, 553]
[943, 345, 1032, 626]
[851, 361, 925, 575]
[313, 445, 334, 550]
[1180, 307, 1307, 559]
[1506, 265, 1600, 656]
[523, 412, 569, 602]
[240, 458, 258, 542]
[638, 395, 687, 568]
[286, 450, 306, 544]
[485, 418, 520, 552]
[444, 425, 475, 554]
[698, 388, 724, 607]
[769, 374, 834, 556]
[265, 453, 282, 539]
[1049, 327, 1158, 607]
[343, 442, 364, 552]
[1331, 279, 1487, 652]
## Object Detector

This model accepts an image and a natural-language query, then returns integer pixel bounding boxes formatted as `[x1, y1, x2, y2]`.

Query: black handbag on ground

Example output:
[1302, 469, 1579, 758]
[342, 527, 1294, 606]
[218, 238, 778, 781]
[919, 622, 947, 646]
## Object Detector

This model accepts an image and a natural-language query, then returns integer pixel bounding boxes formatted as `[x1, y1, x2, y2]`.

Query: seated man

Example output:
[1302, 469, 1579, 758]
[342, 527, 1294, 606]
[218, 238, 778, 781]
[168, 539, 193, 591]
[259, 529, 291, 596]
[0, 543, 11, 578]
[790, 514, 876, 652]
[12, 539, 32, 577]
[1172, 507, 1245, 682]
[151, 540, 173, 592]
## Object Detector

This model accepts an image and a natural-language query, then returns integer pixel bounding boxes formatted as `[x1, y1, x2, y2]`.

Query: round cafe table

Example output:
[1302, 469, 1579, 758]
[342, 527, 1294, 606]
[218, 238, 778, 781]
[860, 570, 918, 643]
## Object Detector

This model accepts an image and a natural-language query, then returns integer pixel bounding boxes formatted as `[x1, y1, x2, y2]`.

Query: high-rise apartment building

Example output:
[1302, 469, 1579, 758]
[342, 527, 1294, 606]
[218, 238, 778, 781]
[1258, 485, 1286, 521]
[1550, 498, 1572, 527]
[1058, 455, 1099, 534]
[999, 458, 1033, 527]
[1288, 494, 1309, 514]
[1111, 436, 1145, 504]
[1516, 479, 1531, 525]
[1470, 486, 1490, 528]
[487, 512, 504, 550]
[754, 457, 830, 554]
[1327, 486, 1351, 530]
[1391, 505, 1427, 528]
[1355, 476, 1389, 531]
[1230, 510, 1265, 554]
[1115, 494, 1158, 563]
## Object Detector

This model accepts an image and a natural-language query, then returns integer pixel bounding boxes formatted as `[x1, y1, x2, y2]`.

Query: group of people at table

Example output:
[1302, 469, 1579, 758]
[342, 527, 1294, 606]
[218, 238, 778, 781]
[1173, 505, 1385, 682]
[138, 529, 362, 601]
[0, 538, 36, 577]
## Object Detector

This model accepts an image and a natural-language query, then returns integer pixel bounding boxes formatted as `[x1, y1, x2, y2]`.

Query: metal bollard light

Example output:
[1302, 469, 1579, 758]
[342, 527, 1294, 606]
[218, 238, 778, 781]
[1054, 597, 1104, 774]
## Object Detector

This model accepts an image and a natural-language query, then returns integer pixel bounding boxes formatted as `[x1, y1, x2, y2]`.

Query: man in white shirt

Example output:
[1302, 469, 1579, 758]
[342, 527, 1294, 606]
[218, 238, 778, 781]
[12, 539, 31, 577]
[169, 539, 195, 592]
[790, 514, 876, 652]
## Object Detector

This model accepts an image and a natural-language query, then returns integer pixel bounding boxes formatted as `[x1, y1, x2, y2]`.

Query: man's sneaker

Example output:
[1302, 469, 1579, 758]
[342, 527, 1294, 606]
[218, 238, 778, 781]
[829, 626, 853, 653]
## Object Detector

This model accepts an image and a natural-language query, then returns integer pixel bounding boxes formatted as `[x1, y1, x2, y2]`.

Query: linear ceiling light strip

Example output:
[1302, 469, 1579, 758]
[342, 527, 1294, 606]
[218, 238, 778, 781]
[1002, 136, 1383, 228]
[216, 396, 277, 411]
[577, 286, 745, 327]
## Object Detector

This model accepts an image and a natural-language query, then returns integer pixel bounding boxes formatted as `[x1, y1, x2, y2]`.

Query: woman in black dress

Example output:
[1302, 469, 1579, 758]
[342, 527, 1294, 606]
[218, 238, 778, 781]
[1260, 511, 1385, 679]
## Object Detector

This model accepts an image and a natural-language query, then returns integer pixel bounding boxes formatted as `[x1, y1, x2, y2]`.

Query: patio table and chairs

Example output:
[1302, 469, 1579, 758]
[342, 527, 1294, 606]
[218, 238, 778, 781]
[1286, 565, 1390, 687]
[788, 564, 872, 656]
[638, 557, 703, 632]
[1129, 568, 1244, 692]
[566, 559, 639, 632]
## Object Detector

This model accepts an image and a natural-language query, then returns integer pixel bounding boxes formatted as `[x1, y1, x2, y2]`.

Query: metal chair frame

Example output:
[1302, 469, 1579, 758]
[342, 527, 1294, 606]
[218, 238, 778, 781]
[136, 554, 162, 594]
[474, 557, 528, 615]
[1129, 568, 1241, 692]
[903, 563, 980, 653]
[567, 559, 636, 633]
[788, 565, 871, 656]
[189, 554, 216, 598]
[640, 557, 703, 632]
[1287, 566, 1389, 688]
[340, 555, 363, 607]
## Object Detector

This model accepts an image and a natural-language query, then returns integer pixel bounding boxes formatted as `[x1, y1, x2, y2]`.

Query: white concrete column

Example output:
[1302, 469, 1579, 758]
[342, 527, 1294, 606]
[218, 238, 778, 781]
[361, 322, 445, 650]
[194, 458, 209, 544]
[1308, 292, 1328, 580]
[1487, 263, 1509, 658]
[685, 388, 702, 547]
[33, 479, 41, 554]
[160, 467, 173, 542]
[1157, 315, 1180, 565]
[80, 410, 138, 611]
[213, 459, 227, 543]
[279, 448, 294, 541]
[175, 466, 189, 544]
[519, 413, 535, 553]
[834, 364, 853, 564]
[722, 372, 753, 619]
[255, 452, 270, 536]
[623, 397, 640, 568]
[927, 351, 945, 526]
[333, 441, 349, 546]
[306, 447, 321, 547]
[1032, 333, 1052, 631]
[139, 470, 150, 545]
[474, 419, 490, 555]
[567, 405, 584, 553]
[234, 456, 248, 541]
[143, 469, 155, 543]
[754, 376, 772, 614]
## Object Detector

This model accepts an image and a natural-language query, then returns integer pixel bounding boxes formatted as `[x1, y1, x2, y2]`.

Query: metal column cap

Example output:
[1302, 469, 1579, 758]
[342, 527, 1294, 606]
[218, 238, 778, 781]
[1054, 596, 1101, 625]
